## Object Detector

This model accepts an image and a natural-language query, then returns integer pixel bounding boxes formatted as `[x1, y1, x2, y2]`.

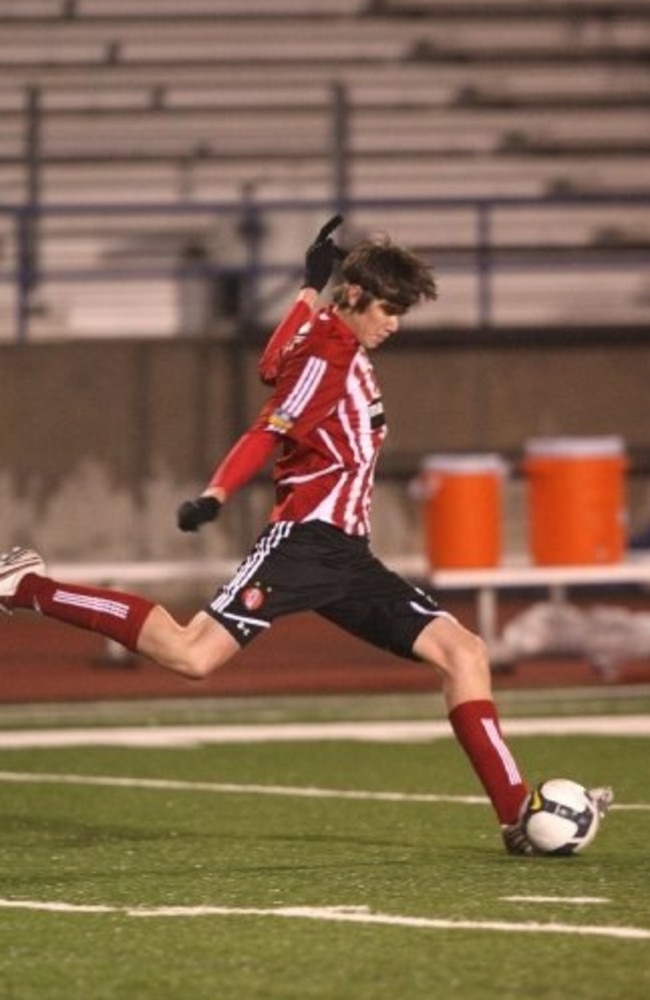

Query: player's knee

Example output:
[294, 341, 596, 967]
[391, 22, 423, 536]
[416, 616, 488, 680]
[178, 646, 224, 679]
[180, 653, 210, 680]
[174, 614, 239, 679]
[441, 630, 487, 679]
[461, 630, 490, 677]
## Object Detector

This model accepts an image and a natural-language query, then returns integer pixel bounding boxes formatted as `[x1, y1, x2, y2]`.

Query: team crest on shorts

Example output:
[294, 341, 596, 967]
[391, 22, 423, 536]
[241, 585, 265, 611]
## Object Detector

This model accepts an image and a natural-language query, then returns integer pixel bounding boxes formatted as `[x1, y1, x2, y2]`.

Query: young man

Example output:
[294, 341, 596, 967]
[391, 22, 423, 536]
[1, 218, 611, 854]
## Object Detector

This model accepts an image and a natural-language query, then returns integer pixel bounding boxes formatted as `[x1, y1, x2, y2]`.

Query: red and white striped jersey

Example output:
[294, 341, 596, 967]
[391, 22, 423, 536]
[253, 306, 387, 536]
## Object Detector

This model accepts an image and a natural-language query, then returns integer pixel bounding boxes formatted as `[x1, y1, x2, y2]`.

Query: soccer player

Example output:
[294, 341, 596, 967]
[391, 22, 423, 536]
[0, 218, 611, 853]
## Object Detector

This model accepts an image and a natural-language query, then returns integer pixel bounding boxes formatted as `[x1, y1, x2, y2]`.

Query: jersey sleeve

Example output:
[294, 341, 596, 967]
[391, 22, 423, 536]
[210, 313, 354, 498]
[252, 333, 352, 442]
[208, 428, 278, 495]
[258, 298, 314, 386]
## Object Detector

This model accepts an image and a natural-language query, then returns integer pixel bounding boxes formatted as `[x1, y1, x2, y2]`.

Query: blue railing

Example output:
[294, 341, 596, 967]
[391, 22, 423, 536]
[2, 192, 650, 342]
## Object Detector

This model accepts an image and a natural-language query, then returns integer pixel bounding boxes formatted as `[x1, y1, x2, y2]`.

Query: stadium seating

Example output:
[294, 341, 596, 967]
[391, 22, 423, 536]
[0, 0, 649, 335]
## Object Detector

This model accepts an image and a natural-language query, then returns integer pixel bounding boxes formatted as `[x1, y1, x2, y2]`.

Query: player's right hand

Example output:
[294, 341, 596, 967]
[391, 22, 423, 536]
[176, 496, 222, 532]
[301, 214, 346, 292]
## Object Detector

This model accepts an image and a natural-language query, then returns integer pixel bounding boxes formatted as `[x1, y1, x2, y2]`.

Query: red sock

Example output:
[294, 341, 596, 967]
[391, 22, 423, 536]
[14, 573, 154, 653]
[449, 699, 528, 825]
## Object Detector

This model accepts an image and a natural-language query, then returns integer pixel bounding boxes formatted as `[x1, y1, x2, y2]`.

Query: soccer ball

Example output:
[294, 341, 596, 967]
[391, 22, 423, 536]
[520, 778, 600, 855]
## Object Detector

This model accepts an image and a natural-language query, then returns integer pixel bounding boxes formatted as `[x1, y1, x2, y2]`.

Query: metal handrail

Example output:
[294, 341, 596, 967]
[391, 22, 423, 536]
[2, 191, 650, 341]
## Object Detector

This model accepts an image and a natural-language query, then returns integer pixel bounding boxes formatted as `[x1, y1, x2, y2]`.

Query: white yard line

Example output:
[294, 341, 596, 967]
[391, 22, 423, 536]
[0, 715, 650, 748]
[0, 715, 648, 809]
[0, 898, 648, 941]
[501, 896, 611, 905]
[0, 769, 646, 811]
[0, 715, 646, 942]
[0, 770, 489, 806]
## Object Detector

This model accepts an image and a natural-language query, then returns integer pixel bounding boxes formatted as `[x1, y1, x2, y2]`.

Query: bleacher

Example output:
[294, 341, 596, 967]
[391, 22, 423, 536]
[0, 0, 649, 336]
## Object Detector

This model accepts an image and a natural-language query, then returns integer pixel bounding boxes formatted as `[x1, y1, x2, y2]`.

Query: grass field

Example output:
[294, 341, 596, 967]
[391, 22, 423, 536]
[0, 691, 649, 1000]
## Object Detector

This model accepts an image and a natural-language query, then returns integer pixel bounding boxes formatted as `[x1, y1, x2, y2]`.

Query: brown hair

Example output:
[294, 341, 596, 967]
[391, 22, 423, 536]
[332, 235, 437, 312]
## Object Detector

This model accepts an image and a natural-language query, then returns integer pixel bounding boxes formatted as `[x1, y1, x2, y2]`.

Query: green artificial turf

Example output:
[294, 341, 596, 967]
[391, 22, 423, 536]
[0, 724, 648, 1000]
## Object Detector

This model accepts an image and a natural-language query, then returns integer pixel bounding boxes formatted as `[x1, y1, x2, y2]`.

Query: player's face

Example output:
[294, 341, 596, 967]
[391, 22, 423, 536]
[347, 298, 405, 350]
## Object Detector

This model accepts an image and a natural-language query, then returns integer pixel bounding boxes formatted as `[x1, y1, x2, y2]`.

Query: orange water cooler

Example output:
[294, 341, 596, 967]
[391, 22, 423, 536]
[523, 436, 627, 565]
[420, 454, 507, 569]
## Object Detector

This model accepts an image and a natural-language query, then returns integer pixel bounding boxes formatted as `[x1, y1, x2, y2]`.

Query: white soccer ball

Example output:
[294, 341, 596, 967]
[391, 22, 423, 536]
[521, 778, 600, 855]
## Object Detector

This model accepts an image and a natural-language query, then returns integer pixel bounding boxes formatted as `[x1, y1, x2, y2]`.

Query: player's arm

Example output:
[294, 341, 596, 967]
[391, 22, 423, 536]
[177, 304, 347, 533]
[258, 214, 345, 385]
[176, 345, 345, 532]
[258, 290, 317, 386]
[176, 429, 278, 532]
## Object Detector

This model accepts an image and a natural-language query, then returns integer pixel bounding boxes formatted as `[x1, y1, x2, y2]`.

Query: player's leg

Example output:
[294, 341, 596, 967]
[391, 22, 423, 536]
[0, 546, 240, 679]
[322, 549, 531, 848]
[412, 615, 529, 830]
[414, 617, 616, 853]
[138, 521, 352, 675]
[1, 524, 319, 679]
[133, 605, 241, 678]
[411, 613, 492, 709]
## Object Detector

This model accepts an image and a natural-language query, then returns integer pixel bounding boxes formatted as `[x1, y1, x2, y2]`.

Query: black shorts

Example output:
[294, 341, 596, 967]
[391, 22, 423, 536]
[205, 520, 448, 659]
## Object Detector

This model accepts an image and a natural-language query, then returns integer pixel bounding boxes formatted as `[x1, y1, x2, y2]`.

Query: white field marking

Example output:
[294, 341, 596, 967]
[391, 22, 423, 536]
[0, 898, 648, 941]
[0, 770, 646, 812]
[0, 771, 487, 806]
[0, 899, 116, 914]
[1, 715, 650, 749]
[501, 896, 611, 905]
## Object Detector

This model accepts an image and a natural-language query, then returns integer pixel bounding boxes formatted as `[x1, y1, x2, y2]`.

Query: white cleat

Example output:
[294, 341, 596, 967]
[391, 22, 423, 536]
[588, 786, 614, 819]
[0, 546, 46, 614]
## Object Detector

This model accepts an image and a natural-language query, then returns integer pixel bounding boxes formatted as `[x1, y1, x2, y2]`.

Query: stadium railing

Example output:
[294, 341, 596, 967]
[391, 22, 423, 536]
[1, 192, 650, 343]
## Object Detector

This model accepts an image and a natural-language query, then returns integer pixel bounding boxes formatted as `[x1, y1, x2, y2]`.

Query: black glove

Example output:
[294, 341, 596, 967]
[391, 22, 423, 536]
[301, 214, 346, 292]
[177, 496, 222, 532]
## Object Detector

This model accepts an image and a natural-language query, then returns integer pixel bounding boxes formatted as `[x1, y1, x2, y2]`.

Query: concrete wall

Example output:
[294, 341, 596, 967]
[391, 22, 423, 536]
[2, 334, 649, 568]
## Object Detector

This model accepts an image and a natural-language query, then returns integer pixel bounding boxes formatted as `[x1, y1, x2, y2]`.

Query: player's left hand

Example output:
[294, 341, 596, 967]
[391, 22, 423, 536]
[177, 496, 222, 532]
[301, 214, 347, 292]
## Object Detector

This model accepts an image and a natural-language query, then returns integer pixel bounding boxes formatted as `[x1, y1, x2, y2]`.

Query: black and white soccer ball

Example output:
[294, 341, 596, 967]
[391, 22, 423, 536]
[520, 778, 600, 855]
